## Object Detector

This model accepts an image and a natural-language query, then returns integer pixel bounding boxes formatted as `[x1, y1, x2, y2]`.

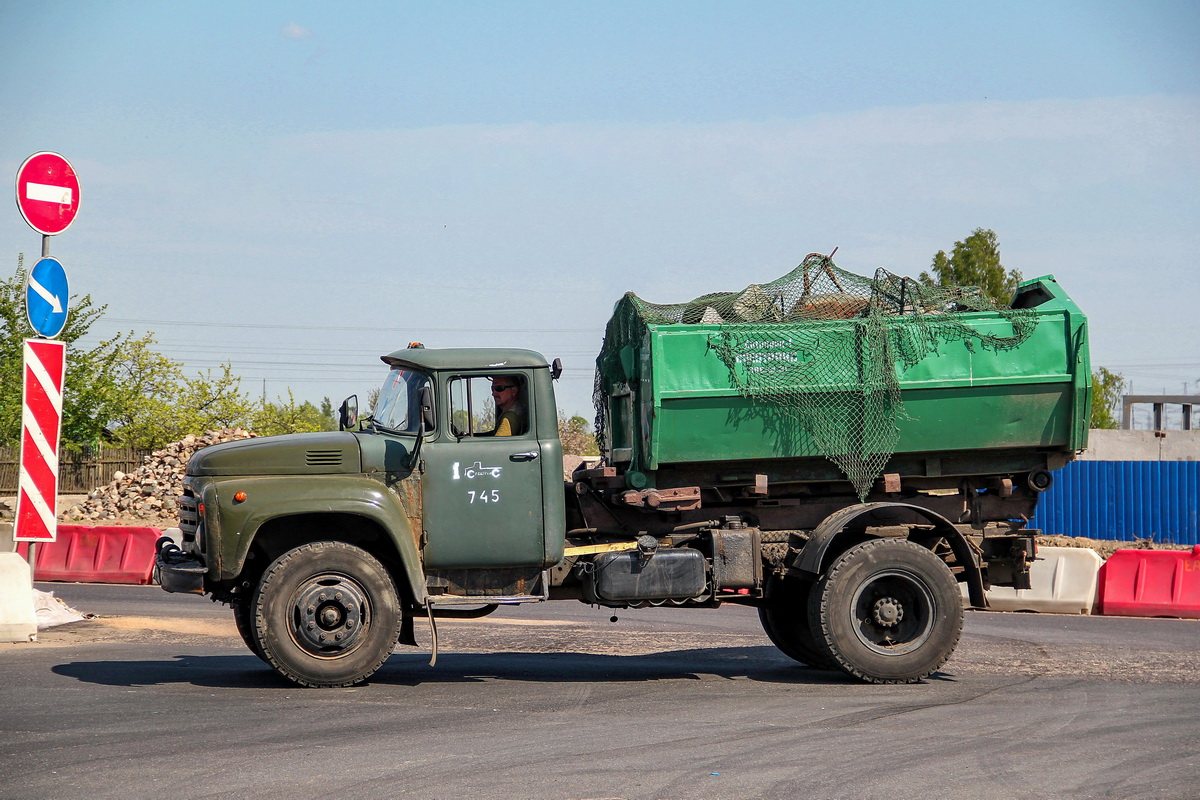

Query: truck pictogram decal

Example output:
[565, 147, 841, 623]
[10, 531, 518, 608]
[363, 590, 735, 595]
[452, 461, 504, 480]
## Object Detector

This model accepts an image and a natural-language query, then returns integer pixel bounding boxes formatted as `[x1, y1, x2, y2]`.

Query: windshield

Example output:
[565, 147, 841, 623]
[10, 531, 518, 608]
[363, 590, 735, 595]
[371, 367, 430, 434]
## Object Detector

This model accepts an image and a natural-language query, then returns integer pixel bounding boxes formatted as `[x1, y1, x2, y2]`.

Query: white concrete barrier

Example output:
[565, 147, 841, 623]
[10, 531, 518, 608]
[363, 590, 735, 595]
[0, 552, 37, 642]
[963, 546, 1102, 615]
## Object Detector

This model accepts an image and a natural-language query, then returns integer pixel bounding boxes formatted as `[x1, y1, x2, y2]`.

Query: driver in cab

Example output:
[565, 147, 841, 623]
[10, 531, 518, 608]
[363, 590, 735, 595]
[490, 377, 527, 436]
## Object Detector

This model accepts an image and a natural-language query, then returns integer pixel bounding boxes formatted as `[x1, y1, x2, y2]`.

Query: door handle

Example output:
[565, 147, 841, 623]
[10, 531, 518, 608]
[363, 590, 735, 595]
[510, 451, 539, 461]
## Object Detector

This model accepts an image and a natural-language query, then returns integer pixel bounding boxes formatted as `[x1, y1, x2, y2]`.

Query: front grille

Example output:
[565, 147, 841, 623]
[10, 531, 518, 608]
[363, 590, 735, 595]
[178, 490, 201, 550]
[305, 449, 344, 467]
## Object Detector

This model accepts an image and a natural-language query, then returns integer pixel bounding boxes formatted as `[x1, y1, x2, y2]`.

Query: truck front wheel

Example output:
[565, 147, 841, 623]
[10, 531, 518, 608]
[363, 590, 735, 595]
[808, 538, 962, 684]
[232, 598, 266, 661]
[252, 541, 402, 688]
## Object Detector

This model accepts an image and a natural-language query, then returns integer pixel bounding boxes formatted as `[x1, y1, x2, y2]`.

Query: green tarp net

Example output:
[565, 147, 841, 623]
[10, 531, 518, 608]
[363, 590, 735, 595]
[595, 253, 1039, 499]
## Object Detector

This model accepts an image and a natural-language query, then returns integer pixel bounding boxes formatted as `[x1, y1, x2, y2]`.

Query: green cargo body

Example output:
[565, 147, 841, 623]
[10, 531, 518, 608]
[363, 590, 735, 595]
[604, 275, 1090, 479]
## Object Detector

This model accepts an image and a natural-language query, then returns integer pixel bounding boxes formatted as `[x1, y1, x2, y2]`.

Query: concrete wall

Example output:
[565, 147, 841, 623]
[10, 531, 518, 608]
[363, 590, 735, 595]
[1080, 429, 1200, 461]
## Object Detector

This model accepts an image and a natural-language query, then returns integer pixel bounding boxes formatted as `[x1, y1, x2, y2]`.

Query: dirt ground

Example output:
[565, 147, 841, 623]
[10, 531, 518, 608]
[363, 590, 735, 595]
[1035, 533, 1194, 559]
[27, 606, 1200, 685]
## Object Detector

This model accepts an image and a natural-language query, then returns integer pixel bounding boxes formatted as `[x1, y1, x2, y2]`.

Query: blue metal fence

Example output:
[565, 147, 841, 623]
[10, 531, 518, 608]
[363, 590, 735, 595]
[1031, 460, 1200, 545]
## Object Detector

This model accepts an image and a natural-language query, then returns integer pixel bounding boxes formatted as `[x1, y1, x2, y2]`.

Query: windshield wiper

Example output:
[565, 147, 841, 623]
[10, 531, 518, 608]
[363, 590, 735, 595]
[364, 414, 414, 436]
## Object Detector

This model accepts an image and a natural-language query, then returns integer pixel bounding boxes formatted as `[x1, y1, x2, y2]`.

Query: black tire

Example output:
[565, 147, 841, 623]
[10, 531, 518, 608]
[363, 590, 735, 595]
[758, 575, 837, 669]
[808, 538, 962, 684]
[251, 541, 402, 688]
[231, 598, 267, 662]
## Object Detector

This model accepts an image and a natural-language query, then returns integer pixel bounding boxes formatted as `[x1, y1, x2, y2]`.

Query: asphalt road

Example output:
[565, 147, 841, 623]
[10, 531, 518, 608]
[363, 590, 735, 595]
[3, 584, 1199, 800]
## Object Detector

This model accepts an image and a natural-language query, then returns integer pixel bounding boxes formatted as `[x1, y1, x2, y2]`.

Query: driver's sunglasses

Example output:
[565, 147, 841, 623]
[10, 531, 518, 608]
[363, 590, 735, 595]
[491, 384, 516, 393]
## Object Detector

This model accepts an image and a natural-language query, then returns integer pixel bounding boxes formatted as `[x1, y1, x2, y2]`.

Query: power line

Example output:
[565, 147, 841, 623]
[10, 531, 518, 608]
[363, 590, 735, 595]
[98, 317, 593, 334]
[172, 359, 595, 374]
[74, 339, 601, 358]
[1102, 364, 1200, 371]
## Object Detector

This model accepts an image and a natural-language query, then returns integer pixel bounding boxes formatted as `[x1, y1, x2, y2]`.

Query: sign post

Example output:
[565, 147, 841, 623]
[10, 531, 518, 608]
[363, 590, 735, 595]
[12, 152, 80, 564]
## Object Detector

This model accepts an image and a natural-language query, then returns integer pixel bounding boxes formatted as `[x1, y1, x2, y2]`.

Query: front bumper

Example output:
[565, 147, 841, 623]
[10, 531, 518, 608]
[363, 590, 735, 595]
[155, 539, 208, 594]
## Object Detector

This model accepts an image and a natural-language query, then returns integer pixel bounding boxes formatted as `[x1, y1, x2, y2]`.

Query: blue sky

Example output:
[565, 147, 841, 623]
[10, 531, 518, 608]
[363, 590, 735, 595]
[2, 1, 1198, 424]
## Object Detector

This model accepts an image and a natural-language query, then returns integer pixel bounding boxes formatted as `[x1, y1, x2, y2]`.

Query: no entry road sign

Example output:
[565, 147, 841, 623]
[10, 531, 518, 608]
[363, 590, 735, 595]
[16, 152, 80, 236]
[14, 339, 67, 543]
[26, 257, 70, 338]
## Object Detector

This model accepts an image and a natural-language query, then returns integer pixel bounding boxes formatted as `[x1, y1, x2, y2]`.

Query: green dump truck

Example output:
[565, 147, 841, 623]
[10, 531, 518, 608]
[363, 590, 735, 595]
[157, 256, 1090, 688]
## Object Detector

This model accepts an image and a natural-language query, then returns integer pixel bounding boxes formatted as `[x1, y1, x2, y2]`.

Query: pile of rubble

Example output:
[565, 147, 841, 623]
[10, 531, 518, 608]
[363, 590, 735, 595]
[61, 428, 257, 525]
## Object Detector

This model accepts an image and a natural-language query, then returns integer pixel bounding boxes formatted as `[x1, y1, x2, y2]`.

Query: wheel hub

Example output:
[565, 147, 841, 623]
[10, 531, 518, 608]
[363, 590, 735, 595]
[318, 604, 343, 628]
[872, 596, 903, 627]
[292, 578, 367, 654]
[850, 567, 937, 656]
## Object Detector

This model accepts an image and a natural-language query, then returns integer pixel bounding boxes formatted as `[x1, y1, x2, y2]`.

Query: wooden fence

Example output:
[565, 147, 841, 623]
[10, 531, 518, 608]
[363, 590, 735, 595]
[0, 446, 153, 494]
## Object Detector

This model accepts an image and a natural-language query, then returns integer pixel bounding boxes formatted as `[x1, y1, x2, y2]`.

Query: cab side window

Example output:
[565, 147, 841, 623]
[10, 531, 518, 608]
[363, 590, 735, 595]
[448, 375, 530, 437]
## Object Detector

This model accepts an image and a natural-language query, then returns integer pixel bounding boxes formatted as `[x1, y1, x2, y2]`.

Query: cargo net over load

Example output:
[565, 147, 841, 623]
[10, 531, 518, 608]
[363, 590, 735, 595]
[594, 253, 1039, 500]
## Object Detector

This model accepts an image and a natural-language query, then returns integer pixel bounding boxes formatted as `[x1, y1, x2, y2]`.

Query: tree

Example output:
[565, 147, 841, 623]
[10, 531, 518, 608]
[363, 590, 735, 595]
[920, 228, 1023, 305]
[3, 259, 287, 450]
[1090, 367, 1126, 429]
[253, 390, 337, 436]
[1, 257, 138, 447]
[4, 258, 347, 450]
[175, 364, 258, 433]
[558, 411, 599, 456]
[98, 332, 193, 449]
[107, 358, 337, 446]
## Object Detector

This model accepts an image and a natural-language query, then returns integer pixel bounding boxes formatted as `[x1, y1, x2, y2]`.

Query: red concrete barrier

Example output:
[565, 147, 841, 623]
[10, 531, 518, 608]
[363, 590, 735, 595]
[1097, 546, 1200, 619]
[16, 526, 162, 585]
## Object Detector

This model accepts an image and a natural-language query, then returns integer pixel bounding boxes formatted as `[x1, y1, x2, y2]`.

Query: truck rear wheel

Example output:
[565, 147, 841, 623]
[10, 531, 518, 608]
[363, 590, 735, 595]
[252, 541, 402, 688]
[758, 576, 836, 669]
[808, 538, 962, 684]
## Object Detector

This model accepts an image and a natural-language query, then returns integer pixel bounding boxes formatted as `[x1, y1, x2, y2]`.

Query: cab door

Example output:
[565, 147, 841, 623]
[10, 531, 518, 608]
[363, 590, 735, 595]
[420, 373, 547, 569]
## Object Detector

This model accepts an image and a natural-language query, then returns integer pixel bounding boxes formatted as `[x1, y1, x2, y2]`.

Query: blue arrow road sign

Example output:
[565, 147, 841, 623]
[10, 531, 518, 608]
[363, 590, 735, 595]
[26, 257, 70, 338]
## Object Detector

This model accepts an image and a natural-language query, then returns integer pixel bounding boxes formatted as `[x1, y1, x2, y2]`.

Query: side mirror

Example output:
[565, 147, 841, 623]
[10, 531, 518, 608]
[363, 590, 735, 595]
[420, 384, 436, 431]
[551, 357, 563, 381]
[339, 395, 358, 431]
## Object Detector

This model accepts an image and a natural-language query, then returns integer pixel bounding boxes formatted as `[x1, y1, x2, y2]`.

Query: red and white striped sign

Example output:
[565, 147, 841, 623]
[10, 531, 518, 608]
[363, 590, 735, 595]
[14, 339, 67, 543]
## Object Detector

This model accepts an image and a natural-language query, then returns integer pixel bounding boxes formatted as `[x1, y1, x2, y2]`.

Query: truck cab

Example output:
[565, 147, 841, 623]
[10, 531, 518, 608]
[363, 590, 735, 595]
[375, 347, 565, 576]
[157, 347, 567, 687]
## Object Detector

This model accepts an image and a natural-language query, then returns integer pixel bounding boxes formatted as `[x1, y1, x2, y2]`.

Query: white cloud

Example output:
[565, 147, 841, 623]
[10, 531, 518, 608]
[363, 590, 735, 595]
[280, 22, 313, 40]
[277, 94, 1199, 178]
[266, 95, 1198, 247]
